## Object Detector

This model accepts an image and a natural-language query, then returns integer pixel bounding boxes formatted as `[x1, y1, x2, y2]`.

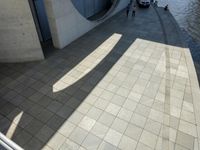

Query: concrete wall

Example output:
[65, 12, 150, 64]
[0, 0, 44, 62]
[44, 0, 129, 49]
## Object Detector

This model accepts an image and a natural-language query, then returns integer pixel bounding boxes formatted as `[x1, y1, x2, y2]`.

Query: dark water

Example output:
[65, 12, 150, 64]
[159, 0, 200, 42]
[158, 0, 200, 83]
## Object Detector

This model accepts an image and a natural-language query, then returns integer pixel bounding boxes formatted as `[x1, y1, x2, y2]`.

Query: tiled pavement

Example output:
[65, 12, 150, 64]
[0, 6, 200, 150]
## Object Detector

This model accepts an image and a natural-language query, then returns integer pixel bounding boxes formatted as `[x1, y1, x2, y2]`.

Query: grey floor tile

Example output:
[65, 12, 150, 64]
[140, 96, 154, 107]
[104, 129, 122, 146]
[36, 125, 55, 143]
[135, 104, 151, 117]
[68, 111, 84, 124]
[117, 108, 133, 122]
[118, 135, 137, 150]
[91, 122, 109, 138]
[144, 119, 161, 135]
[20, 88, 36, 98]
[56, 105, 74, 119]
[0, 102, 16, 116]
[47, 133, 66, 150]
[111, 117, 128, 133]
[105, 103, 121, 116]
[98, 112, 115, 127]
[125, 124, 143, 141]
[58, 121, 76, 138]
[94, 98, 109, 110]
[27, 103, 44, 117]
[130, 113, 147, 128]
[176, 131, 195, 150]
[13, 130, 32, 147]
[29, 92, 44, 103]
[35, 109, 54, 123]
[139, 130, 158, 149]
[23, 137, 43, 150]
[69, 127, 88, 145]
[87, 107, 103, 120]
[24, 119, 44, 135]
[98, 141, 120, 150]
[175, 144, 190, 150]
[136, 142, 152, 150]
[82, 133, 102, 149]
[59, 139, 80, 150]
[47, 101, 63, 113]
[111, 95, 126, 106]
[78, 116, 96, 131]
[38, 95, 53, 107]
[123, 99, 137, 112]
[46, 114, 65, 130]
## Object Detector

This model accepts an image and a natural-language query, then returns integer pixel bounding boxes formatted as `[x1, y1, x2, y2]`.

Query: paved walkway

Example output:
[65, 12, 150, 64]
[0, 5, 200, 150]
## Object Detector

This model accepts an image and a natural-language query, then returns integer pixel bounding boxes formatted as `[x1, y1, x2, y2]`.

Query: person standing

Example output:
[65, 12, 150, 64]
[154, 0, 158, 6]
[126, 3, 131, 17]
[164, 5, 168, 11]
[132, 5, 136, 16]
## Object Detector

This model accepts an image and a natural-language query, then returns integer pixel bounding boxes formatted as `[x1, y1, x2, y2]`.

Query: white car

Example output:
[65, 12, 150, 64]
[137, 0, 150, 7]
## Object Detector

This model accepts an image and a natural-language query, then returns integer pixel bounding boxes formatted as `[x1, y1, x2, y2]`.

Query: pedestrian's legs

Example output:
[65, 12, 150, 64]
[132, 11, 135, 17]
[126, 10, 129, 17]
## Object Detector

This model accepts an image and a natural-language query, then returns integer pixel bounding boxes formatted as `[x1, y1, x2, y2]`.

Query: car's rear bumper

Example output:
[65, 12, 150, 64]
[138, 3, 150, 7]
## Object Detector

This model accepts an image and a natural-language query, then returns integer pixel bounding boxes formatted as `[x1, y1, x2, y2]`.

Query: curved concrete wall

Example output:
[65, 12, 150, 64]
[44, 0, 130, 49]
[0, 0, 44, 62]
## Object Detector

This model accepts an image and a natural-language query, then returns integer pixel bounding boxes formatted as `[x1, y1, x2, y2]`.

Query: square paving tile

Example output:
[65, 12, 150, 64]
[47, 133, 66, 150]
[176, 131, 195, 150]
[79, 116, 96, 131]
[179, 120, 197, 137]
[82, 133, 102, 149]
[139, 130, 158, 149]
[91, 122, 109, 138]
[98, 141, 120, 150]
[98, 112, 115, 127]
[135, 104, 151, 117]
[58, 121, 76, 138]
[117, 108, 133, 122]
[87, 107, 103, 120]
[144, 119, 161, 135]
[136, 142, 152, 150]
[23, 137, 43, 150]
[104, 129, 122, 146]
[123, 99, 137, 112]
[69, 127, 88, 145]
[36, 125, 55, 143]
[59, 139, 79, 150]
[111, 118, 128, 133]
[68, 111, 84, 124]
[130, 113, 147, 128]
[105, 103, 121, 116]
[125, 124, 143, 141]
[118, 135, 137, 150]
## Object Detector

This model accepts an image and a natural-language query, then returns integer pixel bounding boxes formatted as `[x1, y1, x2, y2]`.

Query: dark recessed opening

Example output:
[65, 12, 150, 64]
[71, 0, 119, 21]
[29, 0, 54, 57]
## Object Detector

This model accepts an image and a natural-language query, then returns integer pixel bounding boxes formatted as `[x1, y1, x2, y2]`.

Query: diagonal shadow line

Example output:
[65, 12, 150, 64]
[41, 35, 136, 149]
[0, 6, 188, 149]
[1, 32, 136, 149]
